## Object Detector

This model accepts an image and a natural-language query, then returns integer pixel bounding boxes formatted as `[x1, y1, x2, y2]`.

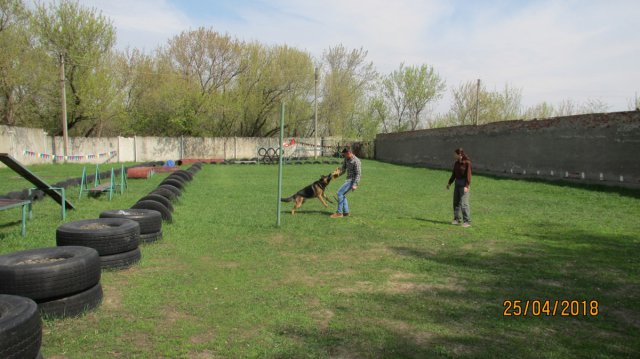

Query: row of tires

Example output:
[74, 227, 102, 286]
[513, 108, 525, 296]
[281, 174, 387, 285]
[0, 163, 203, 358]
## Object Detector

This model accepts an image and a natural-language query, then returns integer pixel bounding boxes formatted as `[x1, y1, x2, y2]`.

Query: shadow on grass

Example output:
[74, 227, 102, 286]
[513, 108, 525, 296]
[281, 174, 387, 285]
[280, 210, 333, 216]
[477, 172, 640, 200]
[271, 223, 639, 358]
[406, 217, 451, 225]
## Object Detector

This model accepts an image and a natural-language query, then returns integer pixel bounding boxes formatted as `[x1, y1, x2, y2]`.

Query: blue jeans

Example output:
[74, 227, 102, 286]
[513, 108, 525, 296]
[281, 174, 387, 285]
[337, 180, 353, 214]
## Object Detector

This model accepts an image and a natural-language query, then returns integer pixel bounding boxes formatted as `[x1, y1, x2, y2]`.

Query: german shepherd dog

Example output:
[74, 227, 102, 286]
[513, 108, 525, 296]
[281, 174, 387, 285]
[281, 168, 341, 214]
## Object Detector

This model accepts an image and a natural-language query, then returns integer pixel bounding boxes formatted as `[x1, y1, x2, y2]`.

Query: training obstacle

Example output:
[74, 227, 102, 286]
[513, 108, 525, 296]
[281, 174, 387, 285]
[79, 164, 127, 200]
[0, 153, 75, 211]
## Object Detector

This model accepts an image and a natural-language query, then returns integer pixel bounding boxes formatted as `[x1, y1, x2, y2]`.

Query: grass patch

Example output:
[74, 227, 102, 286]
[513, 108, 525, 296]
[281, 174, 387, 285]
[1, 160, 639, 358]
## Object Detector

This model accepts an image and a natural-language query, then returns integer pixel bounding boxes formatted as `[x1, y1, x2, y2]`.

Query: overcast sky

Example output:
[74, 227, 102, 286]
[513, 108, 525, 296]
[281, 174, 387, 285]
[47, 0, 640, 113]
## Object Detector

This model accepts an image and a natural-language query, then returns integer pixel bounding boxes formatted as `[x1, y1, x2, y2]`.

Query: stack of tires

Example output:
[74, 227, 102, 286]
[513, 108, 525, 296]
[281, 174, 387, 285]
[56, 219, 140, 271]
[0, 294, 42, 358]
[0, 246, 103, 319]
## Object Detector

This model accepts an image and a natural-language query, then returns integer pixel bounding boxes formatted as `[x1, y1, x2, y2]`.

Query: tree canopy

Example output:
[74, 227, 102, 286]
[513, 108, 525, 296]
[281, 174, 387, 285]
[0, 0, 624, 139]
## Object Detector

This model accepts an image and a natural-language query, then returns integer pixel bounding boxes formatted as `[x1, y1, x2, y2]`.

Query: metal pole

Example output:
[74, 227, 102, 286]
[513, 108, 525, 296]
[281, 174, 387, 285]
[314, 67, 318, 159]
[276, 102, 285, 227]
[475, 79, 480, 126]
[59, 54, 69, 161]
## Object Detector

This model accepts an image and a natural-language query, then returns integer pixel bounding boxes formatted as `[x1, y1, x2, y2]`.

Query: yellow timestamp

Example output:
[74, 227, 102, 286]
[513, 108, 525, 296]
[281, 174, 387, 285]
[503, 299, 599, 317]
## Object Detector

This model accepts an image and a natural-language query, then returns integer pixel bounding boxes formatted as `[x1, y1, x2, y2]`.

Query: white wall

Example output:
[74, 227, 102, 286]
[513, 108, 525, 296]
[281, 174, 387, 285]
[0, 125, 344, 166]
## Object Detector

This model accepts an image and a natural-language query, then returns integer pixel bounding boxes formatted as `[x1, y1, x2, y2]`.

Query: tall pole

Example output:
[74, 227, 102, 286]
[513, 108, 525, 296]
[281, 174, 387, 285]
[276, 102, 285, 227]
[314, 67, 318, 159]
[475, 79, 480, 126]
[59, 54, 69, 161]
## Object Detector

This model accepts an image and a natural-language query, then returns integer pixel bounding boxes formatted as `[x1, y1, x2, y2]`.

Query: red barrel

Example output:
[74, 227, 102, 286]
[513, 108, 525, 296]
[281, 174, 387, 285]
[127, 167, 154, 179]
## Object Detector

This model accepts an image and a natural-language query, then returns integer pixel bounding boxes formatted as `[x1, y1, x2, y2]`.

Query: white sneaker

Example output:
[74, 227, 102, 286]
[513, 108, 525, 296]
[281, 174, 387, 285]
[462, 222, 471, 228]
[451, 220, 460, 225]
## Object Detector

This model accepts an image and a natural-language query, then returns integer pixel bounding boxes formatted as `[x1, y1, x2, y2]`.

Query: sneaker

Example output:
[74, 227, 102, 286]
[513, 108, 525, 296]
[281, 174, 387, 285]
[330, 213, 344, 218]
[462, 222, 472, 228]
[451, 220, 460, 225]
[343, 213, 350, 217]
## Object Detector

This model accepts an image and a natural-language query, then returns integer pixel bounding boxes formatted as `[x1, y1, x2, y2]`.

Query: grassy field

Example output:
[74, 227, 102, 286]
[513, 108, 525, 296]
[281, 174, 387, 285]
[1, 160, 639, 358]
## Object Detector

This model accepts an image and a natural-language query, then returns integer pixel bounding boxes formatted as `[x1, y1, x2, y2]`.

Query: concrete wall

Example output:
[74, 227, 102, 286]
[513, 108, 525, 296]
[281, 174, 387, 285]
[375, 111, 640, 188]
[0, 125, 51, 165]
[1, 125, 345, 166]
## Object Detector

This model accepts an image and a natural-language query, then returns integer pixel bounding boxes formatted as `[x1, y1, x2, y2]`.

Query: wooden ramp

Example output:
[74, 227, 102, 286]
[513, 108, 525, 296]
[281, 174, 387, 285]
[0, 153, 75, 210]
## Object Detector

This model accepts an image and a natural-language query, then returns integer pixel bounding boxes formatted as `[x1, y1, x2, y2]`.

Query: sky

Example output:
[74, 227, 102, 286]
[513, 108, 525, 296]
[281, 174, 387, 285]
[44, 0, 640, 114]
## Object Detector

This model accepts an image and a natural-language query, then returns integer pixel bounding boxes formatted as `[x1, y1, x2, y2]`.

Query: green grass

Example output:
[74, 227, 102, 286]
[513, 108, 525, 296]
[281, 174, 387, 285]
[1, 160, 639, 358]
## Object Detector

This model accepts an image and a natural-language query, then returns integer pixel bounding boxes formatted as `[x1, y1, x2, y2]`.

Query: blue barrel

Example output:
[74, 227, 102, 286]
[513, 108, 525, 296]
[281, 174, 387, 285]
[165, 160, 175, 167]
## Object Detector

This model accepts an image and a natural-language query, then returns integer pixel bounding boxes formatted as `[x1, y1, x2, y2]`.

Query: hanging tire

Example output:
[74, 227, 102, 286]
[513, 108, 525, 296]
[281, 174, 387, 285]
[99, 209, 162, 235]
[56, 219, 140, 256]
[139, 231, 162, 244]
[157, 184, 181, 197]
[161, 178, 185, 190]
[37, 282, 103, 319]
[0, 247, 101, 301]
[99, 248, 141, 271]
[149, 187, 177, 203]
[0, 295, 42, 359]
[131, 200, 172, 223]
[137, 194, 174, 213]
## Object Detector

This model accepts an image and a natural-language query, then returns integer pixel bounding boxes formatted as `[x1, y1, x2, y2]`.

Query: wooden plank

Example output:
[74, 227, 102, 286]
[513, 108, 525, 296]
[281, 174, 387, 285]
[0, 153, 75, 210]
[89, 183, 112, 192]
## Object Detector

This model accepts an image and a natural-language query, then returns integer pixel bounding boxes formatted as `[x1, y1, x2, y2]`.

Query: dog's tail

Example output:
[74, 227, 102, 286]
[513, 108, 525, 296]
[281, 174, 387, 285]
[281, 196, 294, 202]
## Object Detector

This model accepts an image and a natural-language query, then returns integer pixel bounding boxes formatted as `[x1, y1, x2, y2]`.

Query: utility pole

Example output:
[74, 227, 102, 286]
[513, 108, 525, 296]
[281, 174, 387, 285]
[475, 79, 481, 126]
[314, 67, 318, 159]
[59, 54, 69, 161]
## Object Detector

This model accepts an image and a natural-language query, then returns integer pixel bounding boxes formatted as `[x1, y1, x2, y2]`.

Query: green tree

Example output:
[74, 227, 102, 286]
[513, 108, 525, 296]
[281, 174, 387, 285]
[231, 43, 314, 137]
[522, 101, 555, 120]
[444, 81, 523, 126]
[320, 45, 377, 137]
[381, 63, 445, 132]
[0, 0, 52, 127]
[32, 0, 119, 136]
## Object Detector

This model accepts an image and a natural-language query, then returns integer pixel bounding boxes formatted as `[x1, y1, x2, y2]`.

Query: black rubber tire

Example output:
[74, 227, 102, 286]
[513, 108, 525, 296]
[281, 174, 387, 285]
[173, 170, 193, 181]
[99, 209, 162, 235]
[37, 282, 103, 319]
[137, 194, 174, 213]
[100, 248, 141, 271]
[160, 178, 185, 190]
[0, 247, 101, 301]
[56, 219, 140, 256]
[149, 188, 177, 203]
[0, 295, 42, 359]
[139, 230, 162, 244]
[166, 174, 188, 186]
[157, 184, 181, 197]
[131, 200, 172, 223]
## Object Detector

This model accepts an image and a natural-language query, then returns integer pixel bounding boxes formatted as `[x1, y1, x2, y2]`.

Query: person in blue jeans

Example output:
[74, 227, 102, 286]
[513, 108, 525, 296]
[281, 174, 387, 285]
[446, 147, 472, 227]
[330, 148, 361, 218]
